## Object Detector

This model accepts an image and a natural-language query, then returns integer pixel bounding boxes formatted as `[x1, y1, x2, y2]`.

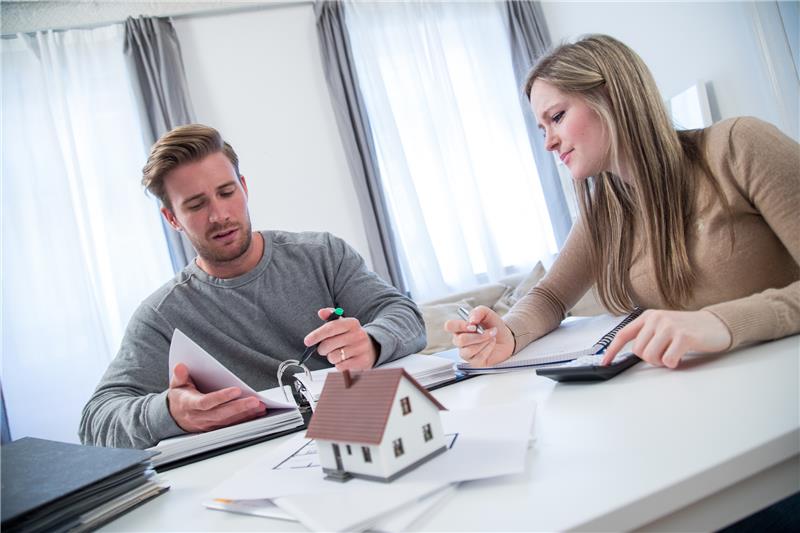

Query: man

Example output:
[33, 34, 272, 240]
[79, 124, 426, 449]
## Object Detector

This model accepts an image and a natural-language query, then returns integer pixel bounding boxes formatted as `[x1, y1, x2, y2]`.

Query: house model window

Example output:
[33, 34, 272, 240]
[400, 396, 411, 415]
[393, 438, 404, 457]
[306, 368, 448, 482]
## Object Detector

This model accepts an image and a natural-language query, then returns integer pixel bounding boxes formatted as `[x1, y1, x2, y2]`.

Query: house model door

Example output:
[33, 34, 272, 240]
[332, 443, 343, 471]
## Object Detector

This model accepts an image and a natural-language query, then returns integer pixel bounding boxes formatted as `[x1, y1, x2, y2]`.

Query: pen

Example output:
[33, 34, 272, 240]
[299, 307, 344, 365]
[457, 306, 485, 335]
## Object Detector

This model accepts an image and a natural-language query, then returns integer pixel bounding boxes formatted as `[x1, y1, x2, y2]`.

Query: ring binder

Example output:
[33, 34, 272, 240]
[277, 359, 312, 403]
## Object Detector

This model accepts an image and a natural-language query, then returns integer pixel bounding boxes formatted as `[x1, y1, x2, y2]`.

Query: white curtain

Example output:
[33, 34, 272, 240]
[1, 25, 173, 443]
[344, 0, 557, 302]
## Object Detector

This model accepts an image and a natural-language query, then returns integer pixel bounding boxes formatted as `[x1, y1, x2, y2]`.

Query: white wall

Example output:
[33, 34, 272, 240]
[173, 4, 372, 265]
[541, 0, 799, 141]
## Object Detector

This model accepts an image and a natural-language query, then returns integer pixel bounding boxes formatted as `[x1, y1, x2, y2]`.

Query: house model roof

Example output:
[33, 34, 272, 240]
[305, 368, 447, 445]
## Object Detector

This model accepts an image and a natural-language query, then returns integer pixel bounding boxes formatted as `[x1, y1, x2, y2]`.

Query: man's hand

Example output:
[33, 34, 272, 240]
[443, 305, 515, 367]
[303, 308, 378, 370]
[602, 309, 732, 369]
[167, 363, 266, 433]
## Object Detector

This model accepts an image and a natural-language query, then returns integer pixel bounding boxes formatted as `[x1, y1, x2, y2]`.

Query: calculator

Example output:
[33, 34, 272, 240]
[536, 352, 641, 382]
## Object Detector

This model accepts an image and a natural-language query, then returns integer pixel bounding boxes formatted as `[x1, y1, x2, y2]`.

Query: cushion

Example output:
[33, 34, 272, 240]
[492, 262, 546, 316]
[422, 282, 508, 309]
[419, 298, 475, 354]
[569, 288, 606, 316]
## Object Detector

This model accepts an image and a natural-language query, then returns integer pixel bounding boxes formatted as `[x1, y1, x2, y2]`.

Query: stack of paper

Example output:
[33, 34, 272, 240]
[205, 400, 536, 531]
[148, 407, 304, 468]
[148, 329, 305, 469]
[295, 352, 457, 408]
[1, 437, 168, 533]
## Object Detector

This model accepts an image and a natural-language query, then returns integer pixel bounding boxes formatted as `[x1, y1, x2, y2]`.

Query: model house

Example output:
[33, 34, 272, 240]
[305, 368, 447, 482]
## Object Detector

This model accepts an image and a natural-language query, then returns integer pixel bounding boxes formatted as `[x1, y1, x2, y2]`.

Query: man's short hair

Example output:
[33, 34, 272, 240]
[142, 124, 240, 209]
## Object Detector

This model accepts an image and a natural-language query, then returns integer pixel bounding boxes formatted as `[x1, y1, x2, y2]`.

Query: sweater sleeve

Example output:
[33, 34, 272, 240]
[78, 304, 185, 448]
[503, 218, 595, 354]
[703, 118, 800, 348]
[326, 234, 427, 365]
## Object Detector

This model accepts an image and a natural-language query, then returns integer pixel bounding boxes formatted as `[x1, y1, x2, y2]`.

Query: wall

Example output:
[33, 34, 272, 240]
[173, 4, 372, 264]
[540, 1, 799, 141]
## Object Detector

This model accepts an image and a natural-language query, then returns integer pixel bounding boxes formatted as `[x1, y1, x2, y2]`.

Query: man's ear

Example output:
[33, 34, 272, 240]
[240, 175, 249, 197]
[161, 206, 182, 232]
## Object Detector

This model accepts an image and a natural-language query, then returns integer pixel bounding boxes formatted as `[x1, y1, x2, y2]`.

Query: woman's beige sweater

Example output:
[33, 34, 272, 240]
[505, 117, 800, 352]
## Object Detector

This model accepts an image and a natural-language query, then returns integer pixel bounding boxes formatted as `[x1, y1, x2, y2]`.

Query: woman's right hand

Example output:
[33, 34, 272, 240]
[443, 305, 515, 367]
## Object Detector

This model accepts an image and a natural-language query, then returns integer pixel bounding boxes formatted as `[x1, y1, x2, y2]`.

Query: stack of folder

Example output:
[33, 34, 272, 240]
[1, 437, 168, 532]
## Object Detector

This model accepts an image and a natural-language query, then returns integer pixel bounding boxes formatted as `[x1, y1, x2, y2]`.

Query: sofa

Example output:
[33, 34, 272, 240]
[418, 260, 604, 354]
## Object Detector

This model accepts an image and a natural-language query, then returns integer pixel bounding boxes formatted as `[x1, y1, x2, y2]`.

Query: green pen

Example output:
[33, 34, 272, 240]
[299, 307, 344, 365]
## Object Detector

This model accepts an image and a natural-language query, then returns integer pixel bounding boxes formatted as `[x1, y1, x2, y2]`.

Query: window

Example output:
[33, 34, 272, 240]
[362, 446, 372, 463]
[346, 444, 352, 455]
[422, 423, 433, 442]
[393, 438, 405, 457]
[346, 2, 559, 301]
[1, 24, 173, 443]
[400, 396, 411, 415]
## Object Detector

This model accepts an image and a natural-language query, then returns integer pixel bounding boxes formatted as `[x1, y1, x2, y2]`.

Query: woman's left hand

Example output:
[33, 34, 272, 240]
[602, 309, 732, 369]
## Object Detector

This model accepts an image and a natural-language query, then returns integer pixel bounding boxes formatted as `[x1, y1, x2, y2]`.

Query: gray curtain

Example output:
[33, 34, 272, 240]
[314, 1, 408, 294]
[504, 1, 572, 247]
[124, 16, 197, 273]
[1, 383, 10, 443]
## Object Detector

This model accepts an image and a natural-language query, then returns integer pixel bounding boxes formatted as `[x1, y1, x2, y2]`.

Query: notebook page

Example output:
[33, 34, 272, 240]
[458, 314, 628, 371]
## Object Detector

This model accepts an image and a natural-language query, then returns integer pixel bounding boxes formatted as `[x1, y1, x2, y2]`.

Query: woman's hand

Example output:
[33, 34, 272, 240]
[443, 305, 515, 367]
[602, 309, 732, 368]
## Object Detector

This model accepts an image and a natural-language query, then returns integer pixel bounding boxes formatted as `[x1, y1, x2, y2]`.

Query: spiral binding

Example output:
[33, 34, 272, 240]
[595, 307, 644, 349]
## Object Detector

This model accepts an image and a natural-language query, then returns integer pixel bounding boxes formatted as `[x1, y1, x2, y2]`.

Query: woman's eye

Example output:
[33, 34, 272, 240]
[552, 111, 564, 123]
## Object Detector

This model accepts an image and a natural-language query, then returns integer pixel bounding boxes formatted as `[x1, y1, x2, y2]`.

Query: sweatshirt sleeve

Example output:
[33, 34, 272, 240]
[503, 218, 595, 354]
[78, 304, 185, 448]
[703, 117, 800, 349]
[326, 234, 426, 365]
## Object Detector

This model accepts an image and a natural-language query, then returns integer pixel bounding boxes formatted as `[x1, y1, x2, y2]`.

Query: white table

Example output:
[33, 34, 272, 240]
[105, 335, 800, 531]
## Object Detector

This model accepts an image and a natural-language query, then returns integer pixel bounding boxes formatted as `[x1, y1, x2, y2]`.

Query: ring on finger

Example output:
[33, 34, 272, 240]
[340, 348, 347, 362]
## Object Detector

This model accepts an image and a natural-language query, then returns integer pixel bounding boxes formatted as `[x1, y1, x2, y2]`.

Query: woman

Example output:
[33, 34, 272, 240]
[446, 34, 799, 369]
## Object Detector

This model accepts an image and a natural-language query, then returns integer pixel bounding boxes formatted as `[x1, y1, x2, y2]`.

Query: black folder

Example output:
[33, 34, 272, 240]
[1, 437, 161, 533]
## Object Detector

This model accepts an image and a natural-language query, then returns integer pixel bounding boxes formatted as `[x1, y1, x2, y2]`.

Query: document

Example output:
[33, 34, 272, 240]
[456, 311, 641, 374]
[294, 351, 458, 409]
[168, 328, 293, 409]
[207, 400, 536, 531]
[150, 330, 304, 469]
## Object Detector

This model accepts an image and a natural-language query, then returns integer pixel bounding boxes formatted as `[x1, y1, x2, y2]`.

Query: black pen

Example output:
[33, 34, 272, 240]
[299, 307, 344, 365]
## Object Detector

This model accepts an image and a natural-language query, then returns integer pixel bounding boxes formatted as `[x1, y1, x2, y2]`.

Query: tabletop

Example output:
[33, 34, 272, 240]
[104, 334, 800, 531]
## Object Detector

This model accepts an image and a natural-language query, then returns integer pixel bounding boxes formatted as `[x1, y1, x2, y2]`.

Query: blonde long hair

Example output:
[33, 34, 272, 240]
[525, 34, 726, 312]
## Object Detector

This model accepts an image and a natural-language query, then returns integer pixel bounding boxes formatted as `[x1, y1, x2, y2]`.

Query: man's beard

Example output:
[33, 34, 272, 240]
[190, 217, 253, 265]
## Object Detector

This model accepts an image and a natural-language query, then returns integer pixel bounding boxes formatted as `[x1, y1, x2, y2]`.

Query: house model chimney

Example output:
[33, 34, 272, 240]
[342, 369, 352, 388]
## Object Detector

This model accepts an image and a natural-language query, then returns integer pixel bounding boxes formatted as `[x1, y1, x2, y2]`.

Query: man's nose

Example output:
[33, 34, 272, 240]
[207, 199, 230, 223]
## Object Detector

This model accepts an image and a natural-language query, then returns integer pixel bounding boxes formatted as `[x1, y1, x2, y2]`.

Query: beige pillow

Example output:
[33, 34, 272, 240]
[493, 262, 547, 316]
[419, 298, 475, 354]
[568, 287, 606, 316]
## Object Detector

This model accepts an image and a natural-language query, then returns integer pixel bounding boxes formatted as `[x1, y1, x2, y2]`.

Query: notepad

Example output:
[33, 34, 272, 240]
[456, 309, 642, 374]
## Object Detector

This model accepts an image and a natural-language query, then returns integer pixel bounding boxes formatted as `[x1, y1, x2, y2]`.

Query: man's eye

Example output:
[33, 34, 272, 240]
[188, 203, 203, 211]
[552, 111, 564, 123]
[220, 190, 234, 197]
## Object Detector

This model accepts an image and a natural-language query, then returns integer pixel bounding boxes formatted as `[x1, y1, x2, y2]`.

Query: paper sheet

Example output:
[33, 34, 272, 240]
[208, 399, 535, 533]
[168, 328, 293, 409]
[211, 400, 534, 500]
[296, 352, 457, 402]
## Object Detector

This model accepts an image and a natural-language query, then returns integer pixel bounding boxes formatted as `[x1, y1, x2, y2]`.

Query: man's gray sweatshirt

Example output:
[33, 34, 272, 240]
[79, 231, 426, 449]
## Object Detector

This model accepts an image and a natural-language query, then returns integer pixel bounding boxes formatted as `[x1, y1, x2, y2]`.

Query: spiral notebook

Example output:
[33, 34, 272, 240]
[456, 309, 642, 374]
